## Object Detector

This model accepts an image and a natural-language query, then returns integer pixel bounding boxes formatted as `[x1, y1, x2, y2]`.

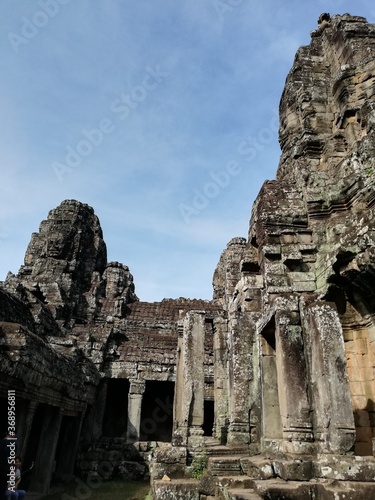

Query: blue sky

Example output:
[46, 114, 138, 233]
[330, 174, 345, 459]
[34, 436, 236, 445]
[0, 1, 374, 302]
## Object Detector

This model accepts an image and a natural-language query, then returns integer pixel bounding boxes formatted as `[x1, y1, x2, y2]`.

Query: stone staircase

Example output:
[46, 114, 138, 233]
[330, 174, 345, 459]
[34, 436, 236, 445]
[152, 439, 375, 498]
[202, 440, 375, 499]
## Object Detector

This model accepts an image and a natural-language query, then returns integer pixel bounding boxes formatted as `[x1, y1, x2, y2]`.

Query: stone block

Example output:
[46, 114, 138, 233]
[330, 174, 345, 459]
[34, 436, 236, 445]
[266, 275, 289, 287]
[199, 473, 217, 496]
[349, 380, 364, 394]
[314, 455, 375, 481]
[118, 460, 147, 480]
[291, 281, 316, 292]
[152, 479, 200, 500]
[343, 330, 354, 341]
[247, 458, 274, 480]
[356, 338, 369, 354]
[150, 462, 187, 480]
[272, 459, 313, 481]
[154, 446, 187, 464]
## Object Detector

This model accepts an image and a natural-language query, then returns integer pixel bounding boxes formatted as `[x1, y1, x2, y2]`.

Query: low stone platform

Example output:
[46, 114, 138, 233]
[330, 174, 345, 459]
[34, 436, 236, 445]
[152, 478, 200, 499]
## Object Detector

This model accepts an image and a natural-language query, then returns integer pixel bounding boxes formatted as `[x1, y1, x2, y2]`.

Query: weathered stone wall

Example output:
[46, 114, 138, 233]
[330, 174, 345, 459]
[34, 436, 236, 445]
[212, 13, 375, 457]
[0, 200, 223, 492]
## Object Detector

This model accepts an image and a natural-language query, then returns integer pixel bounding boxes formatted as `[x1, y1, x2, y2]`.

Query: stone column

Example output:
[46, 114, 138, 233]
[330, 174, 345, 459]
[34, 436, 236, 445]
[29, 405, 63, 493]
[17, 400, 38, 459]
[227, 311, 257, 446]
[259, 316, 283, 451]
[213, 317, 229, 444]
[173, 311, 205, 448]
[126, 380, 145, 443]
[301, 298, 356, 453]
[275, 308, 314, 454]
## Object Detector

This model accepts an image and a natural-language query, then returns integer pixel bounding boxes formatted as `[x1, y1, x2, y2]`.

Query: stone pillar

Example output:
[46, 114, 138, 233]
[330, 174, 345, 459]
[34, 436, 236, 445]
[54, 414, 84, 480]
[17, 400, 38, 459]
[259, 316, 283, 451]
[227, 312, 257, 446]
[126, 380, 145, 443]
[275, 308, 314, 454]
[29, 406, 63, 493]
[301, 298, 356, 453]
[173, 311, 205, 448]
[213, 317, 229, 444]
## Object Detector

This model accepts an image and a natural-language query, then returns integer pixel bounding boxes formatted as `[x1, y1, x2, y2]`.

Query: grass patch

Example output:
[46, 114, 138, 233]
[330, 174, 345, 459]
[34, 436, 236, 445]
[42, 479, 151, 499]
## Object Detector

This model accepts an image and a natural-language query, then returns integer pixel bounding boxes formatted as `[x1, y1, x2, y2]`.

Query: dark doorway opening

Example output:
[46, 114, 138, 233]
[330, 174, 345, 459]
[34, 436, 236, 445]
[102, 379, 129, 437]
[54, 415, 80, 480]
[140, 381, 174, 442]
[22, 404, 46, 490]
[203, 400, 215, 436]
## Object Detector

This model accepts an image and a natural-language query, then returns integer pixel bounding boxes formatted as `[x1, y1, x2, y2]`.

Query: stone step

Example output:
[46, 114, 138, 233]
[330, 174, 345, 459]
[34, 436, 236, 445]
[215, 476, 256, 500]
[246, 457, 274, 480]
[253, 479, 312, 499]
[217, 476, 256, 489]
[203, 440, 249, 457]
[152, 478, 200, 499]
[227, 488, 262, 500]
[208, 456, 246, 476]
[252, 479, 375, 499]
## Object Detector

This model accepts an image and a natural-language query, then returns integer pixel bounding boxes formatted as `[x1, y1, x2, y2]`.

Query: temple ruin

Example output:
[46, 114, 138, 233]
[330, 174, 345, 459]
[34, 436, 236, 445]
[1, 12, 375, 499]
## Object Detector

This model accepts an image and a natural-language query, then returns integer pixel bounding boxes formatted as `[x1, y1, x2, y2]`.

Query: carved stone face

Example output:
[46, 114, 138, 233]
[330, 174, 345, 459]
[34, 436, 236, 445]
[43, 233, 69, 259]
[105, 266, 128, 298]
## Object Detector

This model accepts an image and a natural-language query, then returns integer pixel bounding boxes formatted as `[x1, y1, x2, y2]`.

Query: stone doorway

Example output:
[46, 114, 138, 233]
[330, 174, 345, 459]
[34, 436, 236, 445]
[102, 378, 129, 437]
[22, 404, 45, 490]
[203, 399, 215, 437]
[54, 415, 82, 480]
[140, 381, 174, 442]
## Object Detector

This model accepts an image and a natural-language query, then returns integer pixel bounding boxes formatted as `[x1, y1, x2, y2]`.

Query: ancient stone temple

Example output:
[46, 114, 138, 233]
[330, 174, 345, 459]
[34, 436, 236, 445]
[1, 11, 375, 500]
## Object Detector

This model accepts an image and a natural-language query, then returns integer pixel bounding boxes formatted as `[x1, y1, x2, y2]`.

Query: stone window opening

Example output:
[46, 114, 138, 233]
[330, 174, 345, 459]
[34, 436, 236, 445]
[284, 258, 310, 272]
[241, 261, 260, 274]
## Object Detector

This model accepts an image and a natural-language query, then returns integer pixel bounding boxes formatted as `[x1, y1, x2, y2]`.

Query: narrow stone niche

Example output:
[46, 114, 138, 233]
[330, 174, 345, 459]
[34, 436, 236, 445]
[260, 324, 283, 446]
[203, 399, 215, 437]
[102, 378, 129, 437]
[140, 380, 175, 442]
